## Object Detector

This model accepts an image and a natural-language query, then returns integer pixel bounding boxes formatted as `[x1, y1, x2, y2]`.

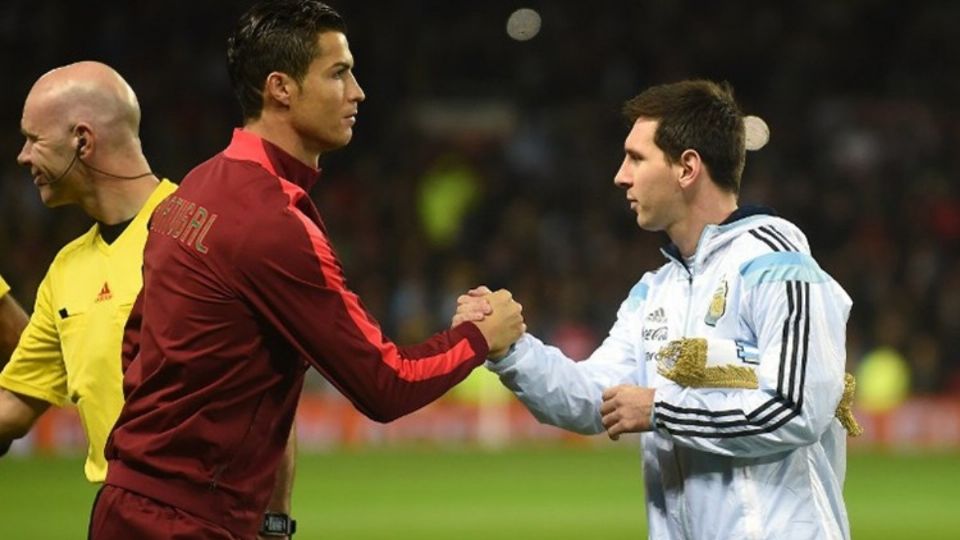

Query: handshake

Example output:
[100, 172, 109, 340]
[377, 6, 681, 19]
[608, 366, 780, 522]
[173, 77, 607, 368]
[451, 286, 526, 361]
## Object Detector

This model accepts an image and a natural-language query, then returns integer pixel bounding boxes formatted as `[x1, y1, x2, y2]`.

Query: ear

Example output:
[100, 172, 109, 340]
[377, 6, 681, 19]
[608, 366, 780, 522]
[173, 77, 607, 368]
[264, 72, 296, 108]
[677, 149, 702, 189]
[74, 123, 93, 157]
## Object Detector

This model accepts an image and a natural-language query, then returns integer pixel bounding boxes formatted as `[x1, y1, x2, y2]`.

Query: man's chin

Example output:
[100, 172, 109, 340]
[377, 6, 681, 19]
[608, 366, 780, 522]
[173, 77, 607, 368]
[635, 213, 650, 229]
[335, 130, 353, 148]
[316, 131, 353, 154]
[635, 214, 663, 233]
[37, 188, 66, 208]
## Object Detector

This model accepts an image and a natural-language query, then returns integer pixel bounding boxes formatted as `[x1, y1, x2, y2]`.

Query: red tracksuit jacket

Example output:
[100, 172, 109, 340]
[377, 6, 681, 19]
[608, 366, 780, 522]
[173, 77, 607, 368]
[104, 129, 489, 538]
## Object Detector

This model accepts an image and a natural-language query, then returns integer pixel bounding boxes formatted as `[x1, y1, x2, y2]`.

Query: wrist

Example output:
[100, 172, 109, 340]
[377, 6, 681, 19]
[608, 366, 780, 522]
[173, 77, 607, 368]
[488, 342, 517, 362]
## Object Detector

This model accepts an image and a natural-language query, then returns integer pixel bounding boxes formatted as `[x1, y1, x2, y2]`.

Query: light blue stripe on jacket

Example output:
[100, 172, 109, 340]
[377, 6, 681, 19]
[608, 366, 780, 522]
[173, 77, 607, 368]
[739, 252, 830, 288]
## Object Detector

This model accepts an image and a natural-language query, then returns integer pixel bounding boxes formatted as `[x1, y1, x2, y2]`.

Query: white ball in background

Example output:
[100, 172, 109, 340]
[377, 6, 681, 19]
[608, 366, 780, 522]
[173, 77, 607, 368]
[743, 115, 770, 151]
[506, 8, 541, 41]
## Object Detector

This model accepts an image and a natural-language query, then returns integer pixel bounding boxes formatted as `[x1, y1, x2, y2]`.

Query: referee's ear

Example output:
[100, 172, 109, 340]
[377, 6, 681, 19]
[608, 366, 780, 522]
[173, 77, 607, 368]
[73, 123, 94, 158]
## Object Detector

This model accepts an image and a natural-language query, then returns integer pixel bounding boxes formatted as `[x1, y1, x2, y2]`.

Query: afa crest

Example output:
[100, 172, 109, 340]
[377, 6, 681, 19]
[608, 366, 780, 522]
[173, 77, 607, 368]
[704, 280, 728, 327]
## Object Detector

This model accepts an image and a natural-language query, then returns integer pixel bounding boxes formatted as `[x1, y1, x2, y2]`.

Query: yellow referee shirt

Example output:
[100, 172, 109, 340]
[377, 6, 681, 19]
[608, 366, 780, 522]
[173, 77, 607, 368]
[0, 180, 176, 482]
[0, 274, 9, 297]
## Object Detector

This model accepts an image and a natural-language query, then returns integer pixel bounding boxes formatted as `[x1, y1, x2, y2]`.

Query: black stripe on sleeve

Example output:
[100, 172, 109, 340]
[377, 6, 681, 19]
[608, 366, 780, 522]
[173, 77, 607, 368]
[656, 409, 800, 438]
[797, 282, 811, 409]
[778, 281, 795, 397]
[657, 396, 792, 428]
[749, 229, 780, 252]
[787, 280, 804, 403]
[760, 225, 799, 251]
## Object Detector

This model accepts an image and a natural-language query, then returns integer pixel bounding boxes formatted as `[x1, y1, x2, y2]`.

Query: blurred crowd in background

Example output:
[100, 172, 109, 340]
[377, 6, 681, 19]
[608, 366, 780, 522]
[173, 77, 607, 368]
[1, 1, 958, 399]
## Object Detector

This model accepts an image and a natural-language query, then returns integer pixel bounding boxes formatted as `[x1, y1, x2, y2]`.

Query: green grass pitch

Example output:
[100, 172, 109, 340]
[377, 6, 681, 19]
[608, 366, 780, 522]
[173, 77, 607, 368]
[1, 445, 957, 539]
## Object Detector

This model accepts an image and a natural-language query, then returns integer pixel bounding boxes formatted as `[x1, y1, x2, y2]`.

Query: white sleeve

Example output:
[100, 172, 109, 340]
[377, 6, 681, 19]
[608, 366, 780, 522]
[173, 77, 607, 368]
[652, 252, 851, 457]
[486, 301, 642, 435]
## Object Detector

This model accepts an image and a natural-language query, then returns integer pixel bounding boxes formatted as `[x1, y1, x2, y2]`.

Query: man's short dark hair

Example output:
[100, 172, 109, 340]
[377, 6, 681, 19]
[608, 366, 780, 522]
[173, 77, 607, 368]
[227, 0, 346, 121]
[623, 80, 746, 194]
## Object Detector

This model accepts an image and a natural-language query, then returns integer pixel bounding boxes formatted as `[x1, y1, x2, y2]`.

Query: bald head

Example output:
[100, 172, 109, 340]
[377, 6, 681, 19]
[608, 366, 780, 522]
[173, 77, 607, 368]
[18, 61, 156, 215]
[25, 61, 142, 149]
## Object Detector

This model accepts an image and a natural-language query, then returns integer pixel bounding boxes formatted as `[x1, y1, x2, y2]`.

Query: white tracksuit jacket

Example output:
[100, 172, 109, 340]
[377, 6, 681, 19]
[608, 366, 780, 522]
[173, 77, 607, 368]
[488, 208, 852, 540]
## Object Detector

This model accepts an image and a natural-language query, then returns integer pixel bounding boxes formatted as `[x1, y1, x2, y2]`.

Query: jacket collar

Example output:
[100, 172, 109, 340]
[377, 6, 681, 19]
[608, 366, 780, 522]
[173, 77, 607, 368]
[661, 204, 778, 269]
[223, 128, 321, 191]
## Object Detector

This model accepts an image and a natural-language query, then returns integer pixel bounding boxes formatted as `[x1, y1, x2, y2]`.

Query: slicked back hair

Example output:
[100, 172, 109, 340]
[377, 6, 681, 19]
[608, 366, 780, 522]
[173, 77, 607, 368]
[227, 0, 346, 121]
[623, 80, 746, 194]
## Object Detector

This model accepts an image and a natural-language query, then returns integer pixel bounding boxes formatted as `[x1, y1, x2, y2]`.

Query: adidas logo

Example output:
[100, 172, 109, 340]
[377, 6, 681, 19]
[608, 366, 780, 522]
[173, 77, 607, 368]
[95, 282, 113, 303]
[646, 307, 667, 323]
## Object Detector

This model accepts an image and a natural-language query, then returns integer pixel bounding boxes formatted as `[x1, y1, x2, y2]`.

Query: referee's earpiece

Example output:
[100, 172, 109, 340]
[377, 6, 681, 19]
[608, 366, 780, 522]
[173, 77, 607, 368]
[66, 134, 153, 181]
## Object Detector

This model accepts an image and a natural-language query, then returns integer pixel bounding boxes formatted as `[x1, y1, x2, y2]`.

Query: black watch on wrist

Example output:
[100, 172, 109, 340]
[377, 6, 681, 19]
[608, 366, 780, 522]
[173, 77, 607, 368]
[260, 512, 297, 537]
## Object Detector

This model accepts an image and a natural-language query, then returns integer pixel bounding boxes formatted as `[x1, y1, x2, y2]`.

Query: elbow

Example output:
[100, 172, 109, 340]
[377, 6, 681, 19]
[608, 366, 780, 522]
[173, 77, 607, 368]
[0, 418, 33, 441]
[0, 400, 39, 447]
[792, 381, 845, 444]
[789, 407, 833, 446]
[792, 422, 821, 446]
[359, 400, 407, 424]
[367, 410, 403, 424]
[0, 421, 31, 456]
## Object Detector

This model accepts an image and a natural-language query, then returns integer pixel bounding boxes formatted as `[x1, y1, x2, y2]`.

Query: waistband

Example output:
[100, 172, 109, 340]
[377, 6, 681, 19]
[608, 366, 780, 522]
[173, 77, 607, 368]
[105, 460, 259, 538]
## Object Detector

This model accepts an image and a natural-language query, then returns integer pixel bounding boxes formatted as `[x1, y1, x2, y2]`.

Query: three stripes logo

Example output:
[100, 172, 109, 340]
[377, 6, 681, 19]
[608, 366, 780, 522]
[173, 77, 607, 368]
[748, 225, 799, 252]
[646, 307, 667, 324]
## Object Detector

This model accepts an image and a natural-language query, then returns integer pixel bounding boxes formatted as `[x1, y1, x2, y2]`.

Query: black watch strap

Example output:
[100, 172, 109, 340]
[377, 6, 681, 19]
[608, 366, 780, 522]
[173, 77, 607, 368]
[260, 512, 297, 537]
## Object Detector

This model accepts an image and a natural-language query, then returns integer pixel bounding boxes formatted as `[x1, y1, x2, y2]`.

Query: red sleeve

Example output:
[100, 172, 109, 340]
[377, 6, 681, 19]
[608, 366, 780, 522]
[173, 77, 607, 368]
[235, 186, 489, 423]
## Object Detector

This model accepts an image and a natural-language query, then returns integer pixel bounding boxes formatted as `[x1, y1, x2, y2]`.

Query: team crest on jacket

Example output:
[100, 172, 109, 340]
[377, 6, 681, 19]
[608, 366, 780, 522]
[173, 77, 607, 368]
[705, 280, 728, 327]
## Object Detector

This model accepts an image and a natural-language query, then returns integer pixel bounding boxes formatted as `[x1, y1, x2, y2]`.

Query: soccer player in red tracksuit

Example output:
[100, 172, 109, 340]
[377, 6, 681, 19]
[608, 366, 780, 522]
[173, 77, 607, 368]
[88, 1, 524, 538]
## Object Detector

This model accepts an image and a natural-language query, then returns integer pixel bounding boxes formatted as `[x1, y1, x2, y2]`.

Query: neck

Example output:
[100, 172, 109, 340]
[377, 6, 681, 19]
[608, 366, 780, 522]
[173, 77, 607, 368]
[244, 114, 320, 169]
[79, 173, 160, 225]
[667, 191, 738, 258]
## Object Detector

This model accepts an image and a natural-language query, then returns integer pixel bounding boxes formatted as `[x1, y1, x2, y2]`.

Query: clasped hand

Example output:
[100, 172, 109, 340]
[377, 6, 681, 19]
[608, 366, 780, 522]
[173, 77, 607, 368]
[451, 286, 525, 360]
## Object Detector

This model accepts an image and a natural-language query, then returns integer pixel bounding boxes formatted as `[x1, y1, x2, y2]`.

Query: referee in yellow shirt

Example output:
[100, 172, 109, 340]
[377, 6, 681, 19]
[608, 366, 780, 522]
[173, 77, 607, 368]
[0, 274, 29, 365]
[0, 62, 175, 477]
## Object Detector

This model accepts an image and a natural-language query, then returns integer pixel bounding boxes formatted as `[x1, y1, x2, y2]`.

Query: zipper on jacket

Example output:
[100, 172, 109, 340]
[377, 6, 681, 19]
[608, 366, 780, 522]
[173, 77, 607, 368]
[659, 250, 697, 534]
[677, 265, 694, 536]
[663, 250, 696, 338]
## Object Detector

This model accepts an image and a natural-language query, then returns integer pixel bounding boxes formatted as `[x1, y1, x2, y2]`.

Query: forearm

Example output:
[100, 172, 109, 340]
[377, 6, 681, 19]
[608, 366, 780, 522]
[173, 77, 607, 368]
[653, 377, 843, 457]
[656, 265, 853, 456]
[241, 217, 492, 425]
[265, 422, 297, 514]
[0, 388, 48, 456]
[257, 422, 296, 539]
[490, 334, 636, 435]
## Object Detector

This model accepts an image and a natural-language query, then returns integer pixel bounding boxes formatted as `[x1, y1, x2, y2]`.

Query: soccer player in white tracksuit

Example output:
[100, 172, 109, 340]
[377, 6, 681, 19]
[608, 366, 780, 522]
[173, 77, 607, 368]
[459, 80, 853, 539]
